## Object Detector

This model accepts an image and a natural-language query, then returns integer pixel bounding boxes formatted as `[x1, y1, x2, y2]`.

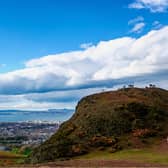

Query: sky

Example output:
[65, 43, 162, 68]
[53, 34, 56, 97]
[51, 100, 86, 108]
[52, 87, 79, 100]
[0, 0, 168, 110]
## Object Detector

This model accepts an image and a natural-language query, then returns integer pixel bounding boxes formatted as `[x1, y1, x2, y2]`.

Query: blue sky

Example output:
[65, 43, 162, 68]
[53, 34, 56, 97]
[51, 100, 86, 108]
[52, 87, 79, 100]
[0, 0, 168, 110]
[0, 0, 168, 72]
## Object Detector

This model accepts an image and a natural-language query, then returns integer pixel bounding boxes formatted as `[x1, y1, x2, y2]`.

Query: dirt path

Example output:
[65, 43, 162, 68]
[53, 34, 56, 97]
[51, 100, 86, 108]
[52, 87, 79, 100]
[154, 139, 168, 153]
[2, 139, 168, 168]
[10, 159, 167, 168]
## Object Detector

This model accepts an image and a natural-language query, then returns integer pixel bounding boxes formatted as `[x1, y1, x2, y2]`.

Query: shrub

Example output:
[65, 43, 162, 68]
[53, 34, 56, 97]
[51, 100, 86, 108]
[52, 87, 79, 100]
[71, 144, 88, 155]
[132, 129, 153, 138]
[90, 136, 115, 147]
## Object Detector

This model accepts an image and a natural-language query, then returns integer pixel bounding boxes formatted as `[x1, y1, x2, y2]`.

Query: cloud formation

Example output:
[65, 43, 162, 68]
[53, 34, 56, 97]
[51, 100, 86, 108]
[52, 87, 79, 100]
[80, 43, 93, 49]
[128, 16, 144, 25]
[0, 27, 168, 109]
[152, 21, 163, 29]
[128, 16, 145, 34]
[129, 0, 168, 12]
[0, 26, 168, 96]
[130, 22, 146, 33]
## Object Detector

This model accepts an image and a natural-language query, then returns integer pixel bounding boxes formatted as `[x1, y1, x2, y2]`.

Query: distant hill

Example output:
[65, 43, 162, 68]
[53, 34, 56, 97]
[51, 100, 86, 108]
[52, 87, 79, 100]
[0, 109, 74, 113]
[29, 87, 168, 163]
[47, 109, 74, 113]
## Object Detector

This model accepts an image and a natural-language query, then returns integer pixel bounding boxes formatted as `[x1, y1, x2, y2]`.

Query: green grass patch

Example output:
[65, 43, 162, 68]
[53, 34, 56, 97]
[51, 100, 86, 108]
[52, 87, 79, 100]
[0, 151, 25, 159]
[76, 148, 168, 165]
[0, 150, 26, 166]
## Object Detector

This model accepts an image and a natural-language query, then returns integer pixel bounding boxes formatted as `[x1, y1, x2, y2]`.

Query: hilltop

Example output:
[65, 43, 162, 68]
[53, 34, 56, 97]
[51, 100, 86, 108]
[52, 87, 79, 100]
[29, 87, 168, 163]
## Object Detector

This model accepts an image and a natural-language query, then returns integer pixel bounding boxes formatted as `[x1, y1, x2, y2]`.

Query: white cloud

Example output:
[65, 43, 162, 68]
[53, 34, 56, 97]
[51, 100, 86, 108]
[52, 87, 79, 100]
[0, 27, 168, 109]
[128, 16, 144, 25]
[0, 87, 109, 110]
[0, 97, 75, 110]
[129, 0, 168, 12]
[152, 21, 163, 29]
[130, 22, 146, 33]
[0, 27, 168, 95]
[80, 43, 93, 49]
[128, 16, 145, 34]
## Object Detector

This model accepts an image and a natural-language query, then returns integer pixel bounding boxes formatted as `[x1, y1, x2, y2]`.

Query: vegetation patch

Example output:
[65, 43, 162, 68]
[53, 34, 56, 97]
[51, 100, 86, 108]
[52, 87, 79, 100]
[77, 148, 168, 165]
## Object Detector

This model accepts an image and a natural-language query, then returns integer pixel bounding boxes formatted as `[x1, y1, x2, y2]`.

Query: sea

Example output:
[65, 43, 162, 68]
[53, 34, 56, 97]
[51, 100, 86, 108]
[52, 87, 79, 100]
[0, 109, 74, 123]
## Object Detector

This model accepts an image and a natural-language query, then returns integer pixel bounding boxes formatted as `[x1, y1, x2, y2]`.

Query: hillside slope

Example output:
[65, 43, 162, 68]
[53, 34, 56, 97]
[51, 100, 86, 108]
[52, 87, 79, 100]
[29, 87, 168, 163]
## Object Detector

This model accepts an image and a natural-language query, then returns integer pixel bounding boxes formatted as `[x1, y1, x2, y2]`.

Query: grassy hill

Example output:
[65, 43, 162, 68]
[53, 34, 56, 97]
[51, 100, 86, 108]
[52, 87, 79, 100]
[29, 87, 168, 163]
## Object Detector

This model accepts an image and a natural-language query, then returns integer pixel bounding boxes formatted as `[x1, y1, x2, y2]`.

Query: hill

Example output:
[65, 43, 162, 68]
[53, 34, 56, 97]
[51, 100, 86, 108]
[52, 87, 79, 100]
[29, 87, 168, 163]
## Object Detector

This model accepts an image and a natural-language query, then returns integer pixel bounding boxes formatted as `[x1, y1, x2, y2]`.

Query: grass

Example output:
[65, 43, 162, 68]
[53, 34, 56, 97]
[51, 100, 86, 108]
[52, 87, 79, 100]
[0, 151, 24, 158]
[76, 148, 168, 165]
[0, 150, 26, 166]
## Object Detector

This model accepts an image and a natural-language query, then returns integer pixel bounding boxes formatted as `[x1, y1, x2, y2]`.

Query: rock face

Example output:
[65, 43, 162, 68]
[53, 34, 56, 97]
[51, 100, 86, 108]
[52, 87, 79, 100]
[29, 88, 168, 163]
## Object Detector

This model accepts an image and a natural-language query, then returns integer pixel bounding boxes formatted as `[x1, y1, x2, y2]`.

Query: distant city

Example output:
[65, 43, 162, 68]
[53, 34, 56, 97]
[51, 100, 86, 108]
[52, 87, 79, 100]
[0, 122, 60, 150]
[0, 109, 74, 150]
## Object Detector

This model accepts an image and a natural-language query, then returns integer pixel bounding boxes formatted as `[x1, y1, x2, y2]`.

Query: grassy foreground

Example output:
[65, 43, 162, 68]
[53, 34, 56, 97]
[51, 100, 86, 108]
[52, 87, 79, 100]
[76, 148, 168, 165]
[0, 151, 25, 166]
[1, 147, 168, 167]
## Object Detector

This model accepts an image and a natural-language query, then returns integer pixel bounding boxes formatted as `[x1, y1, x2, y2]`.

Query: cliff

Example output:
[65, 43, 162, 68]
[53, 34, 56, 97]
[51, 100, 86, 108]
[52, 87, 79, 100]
[29, 87, 168, 163]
